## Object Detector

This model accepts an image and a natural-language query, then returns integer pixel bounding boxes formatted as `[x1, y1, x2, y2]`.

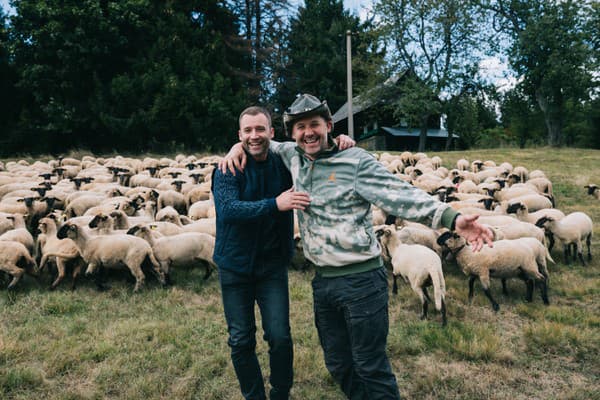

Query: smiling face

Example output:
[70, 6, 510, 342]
[291, 115, 332, 159]
[238, 112, 274, 161]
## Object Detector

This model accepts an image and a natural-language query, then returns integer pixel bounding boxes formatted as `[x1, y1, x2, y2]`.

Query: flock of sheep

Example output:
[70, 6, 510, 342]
[0, 151, 596, 326]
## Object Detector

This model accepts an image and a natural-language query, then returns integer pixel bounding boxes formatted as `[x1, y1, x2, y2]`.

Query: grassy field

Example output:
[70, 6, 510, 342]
[1, 147, 599, 399]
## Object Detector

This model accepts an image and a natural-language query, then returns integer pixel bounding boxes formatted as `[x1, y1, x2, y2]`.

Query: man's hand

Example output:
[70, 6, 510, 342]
[335, 134, 356, 150]
[455, 214, 494, 252]
[218, 143, 246, 175]
[276, 187, 311, 211]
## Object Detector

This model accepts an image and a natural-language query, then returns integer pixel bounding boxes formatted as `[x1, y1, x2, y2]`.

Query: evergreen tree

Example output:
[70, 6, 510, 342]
[275, 0, 384, 129]
[8, 0, 249, 154]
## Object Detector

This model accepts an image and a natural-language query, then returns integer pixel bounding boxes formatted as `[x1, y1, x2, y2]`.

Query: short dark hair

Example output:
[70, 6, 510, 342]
[238, 106, 272, 129]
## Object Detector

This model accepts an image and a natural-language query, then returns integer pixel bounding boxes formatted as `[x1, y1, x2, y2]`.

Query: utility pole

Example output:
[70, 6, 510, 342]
[346, 30, 354, 139]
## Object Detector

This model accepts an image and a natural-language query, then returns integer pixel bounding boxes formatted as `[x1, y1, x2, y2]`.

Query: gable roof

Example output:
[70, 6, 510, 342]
[381, 126, 458, 138]
[332, 73, 405, 123]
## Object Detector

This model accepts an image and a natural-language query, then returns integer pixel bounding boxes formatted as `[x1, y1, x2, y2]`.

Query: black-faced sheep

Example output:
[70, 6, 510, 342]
[437, 232, 549, 311]
[55, 222, 166, 292]
[376, 225, 447, 326]
[535, 212, 593, 266]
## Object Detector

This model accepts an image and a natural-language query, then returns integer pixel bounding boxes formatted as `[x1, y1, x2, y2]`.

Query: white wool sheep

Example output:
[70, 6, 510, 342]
[0, 213, 35, 256]
[37, 216, 84, 290]
[126, 225, 216, 283]
[55, 222, 166, 292]
[536, 212, 593, 266]
[437, 232, 549, 311]
[376, 225, 447, 325]
[0, 240, 37, 289]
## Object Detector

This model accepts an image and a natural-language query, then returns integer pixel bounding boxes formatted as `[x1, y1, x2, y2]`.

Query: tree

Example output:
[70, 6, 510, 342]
[226, 0, 291, 103]
[0, 8, 20, 154]
[480, 0, 596, 146]
[275, 0, 384, 127]
[8, 0, 250, 154]
[373, 0, 490, 151]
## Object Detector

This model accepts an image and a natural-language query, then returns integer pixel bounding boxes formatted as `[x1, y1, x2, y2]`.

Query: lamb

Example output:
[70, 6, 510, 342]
[126, 225, 216, 283]
[54, 222, 166, 292]
[485, 220, 546, 244]
[584, 184, 600, 200]
[437, 232, 549, 311]
[37, 216, 84, 290]
[0, 213, 35, 256]
[506, 202, 565, 250]
[504, 193, 554, 212]
[188, 199, 216, 220]
[376, 225, 447, 325]
[0, 241, 38, 289]
[392, 224, 443, 257]
[535, 212, 593, 266]
[157, 189, 187, 215]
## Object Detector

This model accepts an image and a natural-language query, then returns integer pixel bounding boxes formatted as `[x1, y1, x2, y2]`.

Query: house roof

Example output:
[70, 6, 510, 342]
[381, 126, 459, 138]
[332, 74, 404, 123]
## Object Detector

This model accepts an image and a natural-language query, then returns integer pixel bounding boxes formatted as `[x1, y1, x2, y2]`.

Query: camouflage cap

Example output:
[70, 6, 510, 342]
[283, 94, 333, 136]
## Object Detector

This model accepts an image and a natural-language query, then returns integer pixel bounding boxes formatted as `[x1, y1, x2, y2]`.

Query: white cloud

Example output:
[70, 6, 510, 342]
[479, 57, 518, 92]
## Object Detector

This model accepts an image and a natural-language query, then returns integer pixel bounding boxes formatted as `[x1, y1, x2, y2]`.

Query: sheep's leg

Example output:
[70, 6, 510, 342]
[7, 269, 24, 290]
[412, 285, 427, 320]
[576, 240, 585, 266]
[160, 261, 173, 286]
[50, 258, 67, 290]
[536, 279, 550, 305]
[501, 279, 508, 295]
[547, 233, 555, 252]
[586, 234, 592, 261]
[478, 273, 499, 311]
[563, 245, 570, 265]
[468, 275, 477, 301]
[440, 299, 447, 327]
[71, 261, 82, 291]
[392, 275, 398, 295]
[128, 263, 146, 292]
[196, 258, 213, 281]
[92, 265, 110, 292]
[525, 279, 534, 302]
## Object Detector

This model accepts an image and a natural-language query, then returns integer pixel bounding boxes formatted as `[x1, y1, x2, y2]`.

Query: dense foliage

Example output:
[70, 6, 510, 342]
[0, 0, 597, 155]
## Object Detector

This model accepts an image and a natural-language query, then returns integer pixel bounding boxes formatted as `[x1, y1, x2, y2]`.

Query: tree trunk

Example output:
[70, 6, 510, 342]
[536, 88, 563, 147]
[418, 115, 428, 152]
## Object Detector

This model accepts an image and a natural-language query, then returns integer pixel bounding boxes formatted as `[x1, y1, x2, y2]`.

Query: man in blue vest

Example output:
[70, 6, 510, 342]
[212, 106, 311, 400]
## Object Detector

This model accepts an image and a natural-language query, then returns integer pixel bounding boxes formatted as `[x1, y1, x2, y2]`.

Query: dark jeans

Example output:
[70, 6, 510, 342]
[312, 267, 401, 400]
[219, 264, 293, 400]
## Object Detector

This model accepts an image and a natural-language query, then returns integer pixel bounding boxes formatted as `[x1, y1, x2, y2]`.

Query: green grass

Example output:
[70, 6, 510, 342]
[1, 147, 599, 399]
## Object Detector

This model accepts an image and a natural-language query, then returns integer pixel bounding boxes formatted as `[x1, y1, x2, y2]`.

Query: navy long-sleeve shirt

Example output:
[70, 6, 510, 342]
[212, 150, 294, 274]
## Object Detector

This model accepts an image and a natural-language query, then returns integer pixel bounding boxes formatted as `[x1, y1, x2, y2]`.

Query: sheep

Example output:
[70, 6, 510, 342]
[437, 232, 549, 311]
[584, 184, 600, 200]
[54, 222, 166, 292]
[37, 216, 84, 290]
[506, 193, 554, 212]
[126, 225, 216, 283]
[188, 200, 215, 221]
[376, 225, 447, 325]
[506, 202, 565, 251]
[0, 241, 38, 289]
[393, 224, 443, 257]
[0, 214, 35, 256]
[484, 220, 546, 244]
[511, 166, 529, 183]
[157, 189, 187, 215]
[535, 212, 593, 266]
